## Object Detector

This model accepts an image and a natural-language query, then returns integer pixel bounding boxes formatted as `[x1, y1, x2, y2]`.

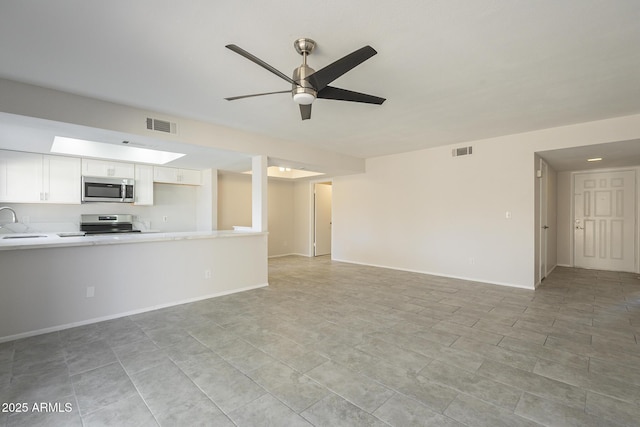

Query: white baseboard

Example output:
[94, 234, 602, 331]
[269, 252, 311, 258]
[331, 258, 534, 290]
[0, 282, 269, 343]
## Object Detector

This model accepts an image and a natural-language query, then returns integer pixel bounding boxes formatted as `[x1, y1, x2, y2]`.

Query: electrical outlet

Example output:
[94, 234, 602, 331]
[86, 286, 95, 298]
[162, 215, 168, 222]
[469, 257, 475, 265]
[204, 270, 212, 279]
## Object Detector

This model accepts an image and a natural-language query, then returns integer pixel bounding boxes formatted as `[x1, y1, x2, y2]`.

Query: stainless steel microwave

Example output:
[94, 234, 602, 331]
[81, 176, 134, 203]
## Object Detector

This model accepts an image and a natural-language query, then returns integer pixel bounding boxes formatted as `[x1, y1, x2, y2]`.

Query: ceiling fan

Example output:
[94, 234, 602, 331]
[224, 38, 386, 120]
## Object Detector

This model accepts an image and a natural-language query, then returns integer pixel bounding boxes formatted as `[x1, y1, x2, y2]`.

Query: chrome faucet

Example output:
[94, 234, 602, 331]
[0, 207, 18, 226]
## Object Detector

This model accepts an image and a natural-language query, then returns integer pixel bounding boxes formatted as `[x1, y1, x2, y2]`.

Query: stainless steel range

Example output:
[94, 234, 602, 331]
[80, 214, 141, 235]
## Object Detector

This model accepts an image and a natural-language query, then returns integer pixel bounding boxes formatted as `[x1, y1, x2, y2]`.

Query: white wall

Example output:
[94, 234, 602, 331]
[333, 114, 640, 289]
[334, 143, 532, 288]
[149, 183, 198, 231]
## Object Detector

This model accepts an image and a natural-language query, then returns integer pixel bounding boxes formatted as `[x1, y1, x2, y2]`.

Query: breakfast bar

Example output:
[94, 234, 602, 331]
[0, 230, 268, 341]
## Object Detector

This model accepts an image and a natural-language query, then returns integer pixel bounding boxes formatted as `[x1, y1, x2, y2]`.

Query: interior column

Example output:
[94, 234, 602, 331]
[252, 155, 268, 232]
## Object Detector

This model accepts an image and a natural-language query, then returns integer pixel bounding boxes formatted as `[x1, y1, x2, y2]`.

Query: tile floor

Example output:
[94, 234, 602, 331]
[1, 256, 640, 426]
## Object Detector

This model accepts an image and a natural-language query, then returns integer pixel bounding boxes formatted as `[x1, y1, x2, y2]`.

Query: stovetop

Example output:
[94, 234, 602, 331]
[80, 214, 140, 234]
[82, 229, 141, 235]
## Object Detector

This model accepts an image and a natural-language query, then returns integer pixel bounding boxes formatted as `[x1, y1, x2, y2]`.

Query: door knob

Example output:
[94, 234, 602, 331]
[542, 225, 549, 229]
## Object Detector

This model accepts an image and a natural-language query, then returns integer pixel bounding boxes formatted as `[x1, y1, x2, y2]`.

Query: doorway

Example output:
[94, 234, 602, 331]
[539, 159, 549, 280]
[314, 182, 332, 256]
[536, 157, 557, 284]
[573, 169, 637, 272]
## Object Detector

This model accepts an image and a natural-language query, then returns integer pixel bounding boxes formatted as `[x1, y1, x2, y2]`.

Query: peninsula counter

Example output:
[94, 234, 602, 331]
[0, 230, 268, 341]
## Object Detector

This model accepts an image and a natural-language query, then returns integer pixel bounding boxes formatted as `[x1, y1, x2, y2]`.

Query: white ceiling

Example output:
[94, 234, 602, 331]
[0, 1, 639, 170]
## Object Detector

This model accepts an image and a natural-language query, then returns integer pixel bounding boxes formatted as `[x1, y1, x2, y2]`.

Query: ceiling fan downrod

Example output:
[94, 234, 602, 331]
[292, 38, 317, 105]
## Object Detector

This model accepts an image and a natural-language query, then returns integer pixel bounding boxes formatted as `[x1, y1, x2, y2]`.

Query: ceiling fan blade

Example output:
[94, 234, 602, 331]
[224, 90, 291, 101]
[300, 104, 312, 120]
[307, 46, 377, 91]
[226, 44, 299, 86]
[317, 86, 386, 105]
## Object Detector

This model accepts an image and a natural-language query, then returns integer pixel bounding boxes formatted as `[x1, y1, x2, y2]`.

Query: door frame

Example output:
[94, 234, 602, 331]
[535, 155, 558, 287]
[539, 158, 549, 282]
[305, 178, 334, 257]
[570, 166, 639, 273]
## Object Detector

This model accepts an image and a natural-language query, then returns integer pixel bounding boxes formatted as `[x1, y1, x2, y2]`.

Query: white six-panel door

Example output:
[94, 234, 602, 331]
[574, 170, 636, 272]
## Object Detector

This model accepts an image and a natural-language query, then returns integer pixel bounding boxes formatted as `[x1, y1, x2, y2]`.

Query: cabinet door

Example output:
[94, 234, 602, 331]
[112, 162, 135, 179]
[82, 159, 134, 178]
[153, 166, 201, 185]
[134, 164, 154, 205]
[0, 152, 8, 200]
[179, 168, 201, 185]
[43, 155, 81, 204]
[82, 159, 109, 177]
[0, 151, 42, 202]
[153, 166, 179, 183]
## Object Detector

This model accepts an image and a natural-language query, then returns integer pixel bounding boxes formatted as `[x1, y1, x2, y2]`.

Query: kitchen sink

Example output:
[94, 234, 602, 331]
[2, 234, 48, 239]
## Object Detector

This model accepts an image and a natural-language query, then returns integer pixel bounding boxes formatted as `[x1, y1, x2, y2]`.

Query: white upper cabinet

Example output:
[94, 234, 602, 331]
[0, 151, 42, 202]
[134, 164, 154, 205]
[82, 158, 135, 178]
[1, 149, 203, 205]
[42, 155, 81, 203]
[178, 168, 201, 185]
[0, 151, 81, 204]
[153, 166, 201, 185]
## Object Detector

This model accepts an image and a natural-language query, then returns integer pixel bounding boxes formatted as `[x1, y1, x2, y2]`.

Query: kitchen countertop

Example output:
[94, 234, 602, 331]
[0, 229, 267, 251]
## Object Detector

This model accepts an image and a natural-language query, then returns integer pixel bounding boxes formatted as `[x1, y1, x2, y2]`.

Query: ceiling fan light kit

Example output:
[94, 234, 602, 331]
[292, 92, 315, 105]
[225, 38, 385, 120]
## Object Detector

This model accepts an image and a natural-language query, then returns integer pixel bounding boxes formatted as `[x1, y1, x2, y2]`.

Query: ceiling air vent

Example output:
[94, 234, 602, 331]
[146, 117, 177, 134]
[452, 146, 473, 157]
